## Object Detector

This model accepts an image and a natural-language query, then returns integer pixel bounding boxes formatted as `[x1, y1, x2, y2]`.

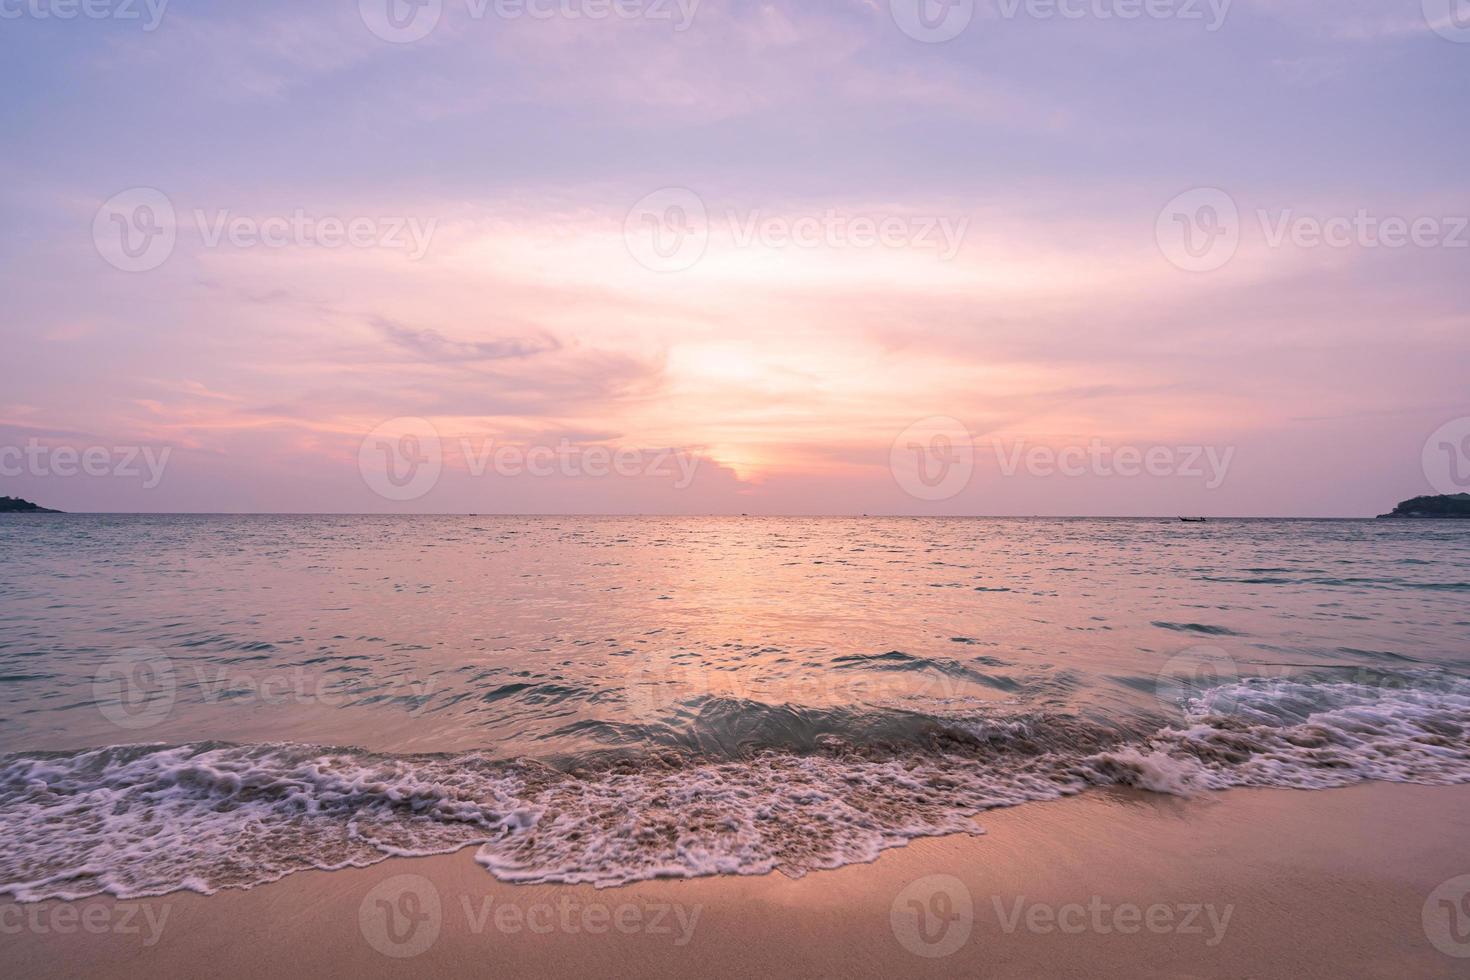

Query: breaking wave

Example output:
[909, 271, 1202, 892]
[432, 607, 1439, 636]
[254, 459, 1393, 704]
[3, 672, 1469, 902]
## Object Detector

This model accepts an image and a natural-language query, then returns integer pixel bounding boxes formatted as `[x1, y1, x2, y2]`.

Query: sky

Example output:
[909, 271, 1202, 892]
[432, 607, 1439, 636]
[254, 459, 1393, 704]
[1, 0, 1467, 515]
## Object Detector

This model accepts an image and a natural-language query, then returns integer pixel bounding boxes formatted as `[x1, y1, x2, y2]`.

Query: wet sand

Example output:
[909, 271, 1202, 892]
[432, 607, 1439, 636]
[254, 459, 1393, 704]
[4, 782, 1469, 979]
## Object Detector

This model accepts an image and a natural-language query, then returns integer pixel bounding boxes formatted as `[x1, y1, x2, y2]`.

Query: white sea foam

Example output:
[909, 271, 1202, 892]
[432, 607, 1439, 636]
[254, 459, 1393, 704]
[0, 745, 535, 901]
[1083, 674, 1470, 793]
[3, 674, 1468, 902]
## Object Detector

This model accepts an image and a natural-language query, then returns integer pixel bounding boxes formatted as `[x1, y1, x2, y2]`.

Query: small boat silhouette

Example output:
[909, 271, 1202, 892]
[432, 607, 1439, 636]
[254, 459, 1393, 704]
[1179, 516, 1207, 523]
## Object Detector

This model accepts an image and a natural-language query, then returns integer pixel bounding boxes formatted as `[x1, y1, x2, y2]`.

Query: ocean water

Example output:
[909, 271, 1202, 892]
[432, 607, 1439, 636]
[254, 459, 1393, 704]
[2, 515, 1469, 900]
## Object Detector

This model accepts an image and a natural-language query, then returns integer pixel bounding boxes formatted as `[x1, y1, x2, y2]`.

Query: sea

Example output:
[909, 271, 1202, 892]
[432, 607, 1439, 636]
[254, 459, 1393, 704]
[2, 515, 1468, 901]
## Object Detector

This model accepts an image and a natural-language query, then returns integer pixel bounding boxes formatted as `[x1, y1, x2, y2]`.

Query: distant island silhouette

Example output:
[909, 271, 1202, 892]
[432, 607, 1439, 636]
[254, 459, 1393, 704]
[1377, 493, 1470, 519]
[0, 496, 61, 513]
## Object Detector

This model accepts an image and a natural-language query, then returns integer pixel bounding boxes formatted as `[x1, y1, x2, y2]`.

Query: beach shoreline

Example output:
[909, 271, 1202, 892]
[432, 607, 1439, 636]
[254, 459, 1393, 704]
[5, 781, 1469, 979]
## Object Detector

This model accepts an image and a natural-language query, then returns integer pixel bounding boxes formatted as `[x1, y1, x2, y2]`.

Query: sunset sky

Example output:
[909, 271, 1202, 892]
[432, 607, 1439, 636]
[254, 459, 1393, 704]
[2, 0, 1467, 515]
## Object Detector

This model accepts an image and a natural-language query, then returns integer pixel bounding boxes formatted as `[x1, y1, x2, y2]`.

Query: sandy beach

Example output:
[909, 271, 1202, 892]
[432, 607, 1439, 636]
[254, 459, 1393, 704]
[5, 781, 1468, 979]
[10, 0, 1469, 971]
